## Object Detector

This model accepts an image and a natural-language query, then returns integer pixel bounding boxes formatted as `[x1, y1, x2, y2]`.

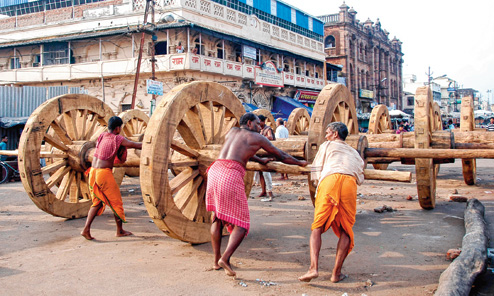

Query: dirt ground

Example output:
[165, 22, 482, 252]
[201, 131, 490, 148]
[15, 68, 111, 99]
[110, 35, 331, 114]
[1, 160, 493, 296]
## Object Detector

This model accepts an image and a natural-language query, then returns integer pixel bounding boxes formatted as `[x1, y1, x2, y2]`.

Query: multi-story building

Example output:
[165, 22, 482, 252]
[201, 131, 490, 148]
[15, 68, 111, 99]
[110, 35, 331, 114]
[318, 2, 404, 113]
[0, 0, 327, 113]
[402, 74, 441, 115]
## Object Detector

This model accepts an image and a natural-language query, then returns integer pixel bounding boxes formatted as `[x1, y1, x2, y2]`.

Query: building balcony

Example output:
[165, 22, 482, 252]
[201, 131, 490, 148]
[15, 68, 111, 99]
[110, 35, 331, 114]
[0, 52, 324, 90]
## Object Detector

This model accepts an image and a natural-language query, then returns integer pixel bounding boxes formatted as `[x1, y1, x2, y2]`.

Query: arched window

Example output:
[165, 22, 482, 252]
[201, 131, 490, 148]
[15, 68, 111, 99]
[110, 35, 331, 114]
[324, 35, 335, 48]
[193, 38, 205, 55]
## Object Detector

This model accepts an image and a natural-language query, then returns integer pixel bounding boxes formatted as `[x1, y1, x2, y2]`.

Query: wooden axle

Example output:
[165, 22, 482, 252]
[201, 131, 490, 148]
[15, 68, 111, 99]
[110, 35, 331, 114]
[365, 148, 494, 159]
[364, 131, 494, 150]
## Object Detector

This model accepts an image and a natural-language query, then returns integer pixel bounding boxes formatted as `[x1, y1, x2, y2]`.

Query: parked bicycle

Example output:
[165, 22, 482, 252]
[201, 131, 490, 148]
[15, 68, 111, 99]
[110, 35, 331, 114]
[0, 160, 20, 184]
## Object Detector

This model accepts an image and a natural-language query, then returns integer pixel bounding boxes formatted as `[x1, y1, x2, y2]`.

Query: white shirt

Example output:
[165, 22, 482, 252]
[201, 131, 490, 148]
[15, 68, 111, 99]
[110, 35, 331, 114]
[311, 140, 365, 185]
[275, 125, 289, 139]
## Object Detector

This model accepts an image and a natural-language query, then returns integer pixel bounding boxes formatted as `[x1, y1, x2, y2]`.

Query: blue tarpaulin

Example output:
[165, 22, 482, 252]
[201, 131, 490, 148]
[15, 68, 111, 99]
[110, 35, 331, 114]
[242, 103, 258, 112]
[271, 96, 313, 120]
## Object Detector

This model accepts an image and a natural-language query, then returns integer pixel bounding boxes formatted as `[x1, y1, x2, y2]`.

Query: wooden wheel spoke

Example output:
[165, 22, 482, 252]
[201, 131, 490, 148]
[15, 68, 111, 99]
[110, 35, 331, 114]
[80, 174, 91, 200]
[44, 133, 69, 151]
[40, 152, 68, 159]
[171, 140, 200, 158]
[174, 175, 203, 212]
[46, 166, 71, 189]
[221, 117, 238, 139]
[62, 110, 79, 140]
[209, 101, 215, 144]
[50, 119, 73, 145]
[197, 102, 214, 144]
[169, 168, 200, 195]
[69, 173, 82, 203]
[347, 118, 354, 131]
[168, 159, 199, 169]
[76, 109, 88, 141]
[41, 159, 67, 174]
[193, 183, 209, 223]
[213, 106, 226, 144]
[56, 170, 75, 201]
[84, 114, 99, 140]
[178, 109, 206, 149]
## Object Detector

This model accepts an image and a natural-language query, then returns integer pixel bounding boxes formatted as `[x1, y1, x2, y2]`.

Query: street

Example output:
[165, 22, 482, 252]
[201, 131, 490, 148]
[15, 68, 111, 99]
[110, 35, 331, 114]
[0, 160, 493, 296]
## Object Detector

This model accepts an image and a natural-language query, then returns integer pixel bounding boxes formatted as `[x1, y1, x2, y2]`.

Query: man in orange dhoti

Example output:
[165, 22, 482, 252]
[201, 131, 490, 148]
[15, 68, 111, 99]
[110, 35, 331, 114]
[80, 116, 142, 240]
[299, 122, 364, 283]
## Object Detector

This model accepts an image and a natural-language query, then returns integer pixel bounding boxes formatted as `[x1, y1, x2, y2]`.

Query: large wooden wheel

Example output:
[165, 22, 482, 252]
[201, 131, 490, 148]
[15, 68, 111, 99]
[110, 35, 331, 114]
[414, 86, 437, 209]
[253, 109, 276, 133]
[287, 108, 310, 135]
[368, 104, 391, 170]
[18, 94, 113, 218]
[307, 83, 359, 204]
[116, 109, 149, 180]
[368, 104, 391, 134]
[140, 81, 250, 244]
[460, 96, 476, 185]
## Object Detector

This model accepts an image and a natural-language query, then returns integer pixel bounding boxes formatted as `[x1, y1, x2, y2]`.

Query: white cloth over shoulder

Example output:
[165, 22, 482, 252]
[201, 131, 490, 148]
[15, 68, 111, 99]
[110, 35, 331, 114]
[275, 125, 289, 139]
[311, 140, 365, 185]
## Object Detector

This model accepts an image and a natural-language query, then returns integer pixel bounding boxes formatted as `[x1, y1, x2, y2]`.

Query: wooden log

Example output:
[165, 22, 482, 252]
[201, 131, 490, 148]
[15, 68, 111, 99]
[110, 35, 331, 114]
[363, 169, 411, 182]
[256, 138, 306, 159]
[366, 148, 494, 159]
[0, 150, 19, 156]
[366, 157, 401, 164]
[435, 199, 488, 296]
[245, 162, 411, 182]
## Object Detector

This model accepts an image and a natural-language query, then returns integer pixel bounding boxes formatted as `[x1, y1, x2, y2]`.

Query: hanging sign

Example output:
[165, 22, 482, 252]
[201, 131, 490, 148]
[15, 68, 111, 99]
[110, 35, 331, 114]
[255, 61, 283, 87]
[146, 80, 163, 96]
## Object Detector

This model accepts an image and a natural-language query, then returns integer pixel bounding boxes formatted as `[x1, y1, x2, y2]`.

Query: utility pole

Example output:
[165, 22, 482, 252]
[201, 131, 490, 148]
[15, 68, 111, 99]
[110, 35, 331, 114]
[131, 0, 155, 109]
[426, 66, 433, 86]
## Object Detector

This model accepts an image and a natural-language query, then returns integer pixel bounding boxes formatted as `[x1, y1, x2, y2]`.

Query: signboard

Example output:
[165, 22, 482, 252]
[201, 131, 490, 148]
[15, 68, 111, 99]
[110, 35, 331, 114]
[254, 61, 283, 87]
[146, 79, 163, 96]
[359, 89, 374, 99]
[447, 87, 456, 92]
[242, 45, 257, 60]
[294, 90, 319, 103]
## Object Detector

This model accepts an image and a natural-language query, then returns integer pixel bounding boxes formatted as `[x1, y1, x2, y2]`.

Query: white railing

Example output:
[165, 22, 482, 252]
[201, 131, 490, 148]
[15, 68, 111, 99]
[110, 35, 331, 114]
[0, 53, 323, 89]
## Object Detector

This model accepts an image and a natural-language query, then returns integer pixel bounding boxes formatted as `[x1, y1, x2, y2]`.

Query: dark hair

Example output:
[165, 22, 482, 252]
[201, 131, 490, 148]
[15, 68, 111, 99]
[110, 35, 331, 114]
[1, 134, 7, 139]
[108, 116, 123, 131]
[327, 122, 349, 140]
[276, 118, 284, 125]
[399, 124, 404, 128]
[257, 114, 266, 122]
[448, 119, 453, 124]
[490, 117, 494, 121]
[240, 112, 258, 126]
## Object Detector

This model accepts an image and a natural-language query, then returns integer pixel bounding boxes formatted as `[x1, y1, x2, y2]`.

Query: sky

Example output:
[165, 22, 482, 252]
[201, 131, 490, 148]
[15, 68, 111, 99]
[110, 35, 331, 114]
[282, 0, 494, 103]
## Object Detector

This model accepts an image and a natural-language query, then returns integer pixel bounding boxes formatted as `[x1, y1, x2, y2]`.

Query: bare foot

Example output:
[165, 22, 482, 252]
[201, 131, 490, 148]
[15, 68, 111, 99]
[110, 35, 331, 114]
[205, 265, 222, 271]
[218, 258, 236, 277]
[330, 273, 347, 283]
[81, 230, 94, 240]
[116, 230, 133, 237]
[298, 270, 319, 282]
[258, 192, 267, 197]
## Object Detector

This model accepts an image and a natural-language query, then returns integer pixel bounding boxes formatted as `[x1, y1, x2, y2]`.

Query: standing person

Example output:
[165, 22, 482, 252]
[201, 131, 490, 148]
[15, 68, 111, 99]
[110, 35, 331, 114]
[448, 119, 455, 130]
[176, 42, 184, 53]
[298, 122, 364, 283]
[206, 112, 307, 277]
[486, 117, 494, 131]
[81, 116, 142, 240]
[256, 115, 276, 202]
[0, 135, 8, 161]
[275, 118, 289, 180]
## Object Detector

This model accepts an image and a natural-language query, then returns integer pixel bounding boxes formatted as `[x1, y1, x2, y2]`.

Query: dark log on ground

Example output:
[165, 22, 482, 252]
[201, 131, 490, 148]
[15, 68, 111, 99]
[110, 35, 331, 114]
[435, 199, 488, 296]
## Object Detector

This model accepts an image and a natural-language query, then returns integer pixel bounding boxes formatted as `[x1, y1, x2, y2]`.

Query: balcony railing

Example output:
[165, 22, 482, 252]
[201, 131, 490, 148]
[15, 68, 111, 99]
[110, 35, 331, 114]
[0, 53, 325, 90]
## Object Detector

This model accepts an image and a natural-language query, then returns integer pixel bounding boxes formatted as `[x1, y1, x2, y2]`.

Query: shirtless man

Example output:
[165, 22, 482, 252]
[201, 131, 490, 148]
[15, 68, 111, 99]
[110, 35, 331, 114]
[81, 116, 142, 240]
[206, 112, 307, 277]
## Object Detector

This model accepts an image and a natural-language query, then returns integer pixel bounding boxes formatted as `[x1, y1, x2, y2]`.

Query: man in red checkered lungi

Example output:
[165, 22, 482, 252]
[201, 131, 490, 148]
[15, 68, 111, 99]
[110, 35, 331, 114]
[206, 112, 308, 277]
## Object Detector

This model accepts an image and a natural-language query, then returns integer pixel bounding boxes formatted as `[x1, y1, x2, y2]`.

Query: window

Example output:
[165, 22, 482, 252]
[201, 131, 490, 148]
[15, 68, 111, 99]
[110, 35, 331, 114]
[407, 97, 414, 106]
[43, 42, 70, 65]
[155, 41, 168, 55]
[324, 35, 335, 48]
[32, 54, 41, 67]
[10, 57, 20, 69]
[217, 43, 224, 59]
[121, 104, 132, 112]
